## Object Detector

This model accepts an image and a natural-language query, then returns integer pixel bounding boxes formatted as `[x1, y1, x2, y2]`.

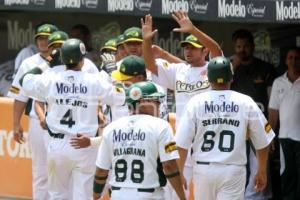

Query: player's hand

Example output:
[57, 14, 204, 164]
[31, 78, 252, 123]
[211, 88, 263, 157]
[172, 11, 194, 33]
[13, 125, 25, 144]
[93, 193, 102, 200]
[181, 174, 187, 190]
[254, 170, 267, 192]
[141, 14, 157, 40]
[100, 53, 116, 75]
[70, 133, 91, 149]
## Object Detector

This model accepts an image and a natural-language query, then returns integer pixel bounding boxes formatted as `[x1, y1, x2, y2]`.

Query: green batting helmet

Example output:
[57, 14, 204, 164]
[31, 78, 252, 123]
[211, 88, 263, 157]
[48, 31, 69, 48]
[207, 56, 233, 84]
[61, 38, 86, 65]
[126, 81, 165, 104]
[35, 24, 58, 39]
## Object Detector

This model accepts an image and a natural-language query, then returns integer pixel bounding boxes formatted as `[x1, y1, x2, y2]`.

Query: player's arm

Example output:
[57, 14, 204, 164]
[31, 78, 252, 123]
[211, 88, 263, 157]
[162, 159, 186, 200]
[141, 14, 159, 75]
[152, 45, 183, 63]
[172, 11, 222, 58]
[13, 100, 26, 143]
[70, 134, 102, 149]
[93, 167, 109, 200]
[34, 101, 47, 130]
[254, 145, 270, 192]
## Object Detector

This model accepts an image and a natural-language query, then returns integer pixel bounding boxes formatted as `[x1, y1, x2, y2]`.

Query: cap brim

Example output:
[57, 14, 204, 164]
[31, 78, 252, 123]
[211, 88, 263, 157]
[111, 70, 134, 81]
[48, 40, 65, 48]
[180, 41, 203, 48]
[123, 38, 143, 43]
[35, 33, 51, 38]
[100, 46, 117, 52]
[146, 92, 166, 98]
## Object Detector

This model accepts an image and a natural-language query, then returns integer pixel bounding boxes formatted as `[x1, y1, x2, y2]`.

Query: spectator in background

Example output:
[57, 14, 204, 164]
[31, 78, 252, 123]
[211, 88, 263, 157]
[70, 24, 101, 67]
[230, 29, 278, 200]
[269, 46, 300, 200]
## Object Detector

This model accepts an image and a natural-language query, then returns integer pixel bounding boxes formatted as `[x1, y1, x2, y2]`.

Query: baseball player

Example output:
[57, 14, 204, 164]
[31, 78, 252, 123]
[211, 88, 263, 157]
[19, 38, 125, 199]
[7, 23, 58, 200]
[100, 38, 117, 54]
[175, 56, 275, 200]
[115, 34, 127, 62]
[141, 11, 222, 199]
[93, 81, 186, 200]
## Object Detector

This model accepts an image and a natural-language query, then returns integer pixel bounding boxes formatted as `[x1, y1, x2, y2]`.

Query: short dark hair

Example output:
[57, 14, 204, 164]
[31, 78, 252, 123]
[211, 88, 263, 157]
[286, 46, 300, 56]
[232, 29, 254, 46]
[71, 24, 90, 36]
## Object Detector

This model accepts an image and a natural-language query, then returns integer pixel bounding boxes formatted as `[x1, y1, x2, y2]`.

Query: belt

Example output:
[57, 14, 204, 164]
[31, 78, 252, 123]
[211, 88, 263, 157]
[111, 186, 155, 193]
[196, 161, 210, 165]
[47, 128, 65, 139]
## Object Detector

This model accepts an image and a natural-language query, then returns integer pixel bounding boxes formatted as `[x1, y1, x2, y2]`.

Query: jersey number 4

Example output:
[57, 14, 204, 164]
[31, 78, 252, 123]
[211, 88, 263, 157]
[115, 159, 144, 183]
[60, 109, 75, 128]
[201, 130, 235, 152]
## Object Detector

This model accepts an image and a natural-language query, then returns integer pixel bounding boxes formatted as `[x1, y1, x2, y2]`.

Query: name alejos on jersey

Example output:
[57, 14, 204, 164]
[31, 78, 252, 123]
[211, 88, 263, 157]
[55, 98, 87, 108]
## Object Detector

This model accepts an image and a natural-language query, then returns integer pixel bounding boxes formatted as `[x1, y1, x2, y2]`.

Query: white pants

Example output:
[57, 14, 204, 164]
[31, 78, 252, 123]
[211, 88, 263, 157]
[47, 134, 98, 200]
[193, 163, 246, 200]
[28, 118, 49, 200]
[111, 187, 164, 200]
[164, 165, 192, 200]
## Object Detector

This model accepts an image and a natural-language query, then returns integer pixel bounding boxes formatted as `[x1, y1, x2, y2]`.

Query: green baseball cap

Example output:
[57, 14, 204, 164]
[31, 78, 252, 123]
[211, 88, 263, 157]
[207, 56, 233, 84]
[126, 81, 165, 104]
[116, 34, 125, 46]
[123, 27, 143, 43]
[100, 38, 117, 52]
[180, 34, 203, 48]
[35, 24, 58, 39]
[48, 31, 69, 48]
[111, 55, 146, 81]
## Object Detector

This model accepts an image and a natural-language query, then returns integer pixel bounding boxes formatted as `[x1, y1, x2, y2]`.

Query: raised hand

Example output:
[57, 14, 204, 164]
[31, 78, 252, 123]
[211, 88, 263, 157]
[172, 10, 194, 33]
[141, 14, 157, 40]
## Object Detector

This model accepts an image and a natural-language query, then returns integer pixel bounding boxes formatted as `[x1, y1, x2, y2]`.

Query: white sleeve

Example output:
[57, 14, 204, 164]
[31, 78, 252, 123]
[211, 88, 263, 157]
[268, 79, 280, 110]
[248, 99, 275, 150]
[158, 122, 179, 162]
[84, 58, 99, 73]
[7, 61, 29, 102]
[22, 74, 49, 101]
[175, 100, 197, 149]
[95, 131, 112, 170]
[97, 78, 125, 106]
[151, 59, 177, 90]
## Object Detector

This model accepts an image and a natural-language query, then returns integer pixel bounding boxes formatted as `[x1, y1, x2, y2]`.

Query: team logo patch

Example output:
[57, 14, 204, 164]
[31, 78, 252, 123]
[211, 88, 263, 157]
[165, 141, 177, 153]
[129, 87, 142, 100]
[67, 76, 75, 83]
[163, 62, 169, 68]
[115, 86, 123, 93]
[265, 122, 272, 134]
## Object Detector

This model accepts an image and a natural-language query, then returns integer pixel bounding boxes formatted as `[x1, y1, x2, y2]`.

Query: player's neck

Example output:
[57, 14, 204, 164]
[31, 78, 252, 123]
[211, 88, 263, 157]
[211, 82, 231, 90]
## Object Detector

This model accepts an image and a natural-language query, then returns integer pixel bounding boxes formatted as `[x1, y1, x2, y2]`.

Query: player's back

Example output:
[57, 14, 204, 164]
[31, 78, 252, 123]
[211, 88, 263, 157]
[103, 115, 171, 189]
[38, 69, 110, 136]
[186, 90, 258, 165]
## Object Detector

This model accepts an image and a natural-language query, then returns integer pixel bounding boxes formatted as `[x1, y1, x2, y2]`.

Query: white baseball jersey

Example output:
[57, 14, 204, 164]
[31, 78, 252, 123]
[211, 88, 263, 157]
[269, 72, 300, 141]
[152, 59, 210, 126]
[96, 114, 179, 188]
[14, 44, 38, 74]
[22, 68, 125, 137]
[176, 90, 275, 165]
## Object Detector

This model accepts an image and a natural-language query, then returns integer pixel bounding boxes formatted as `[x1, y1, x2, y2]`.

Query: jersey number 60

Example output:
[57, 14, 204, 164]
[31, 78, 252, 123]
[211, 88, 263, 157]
[201, 130, 235, 152]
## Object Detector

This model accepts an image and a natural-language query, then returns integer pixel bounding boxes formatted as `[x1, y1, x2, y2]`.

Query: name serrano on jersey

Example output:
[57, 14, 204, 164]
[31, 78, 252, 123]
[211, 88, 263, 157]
[205, 101, 239, 113]
[56, 83, 87, 94]
[202, 118, 240, 127]
[113, 147, 145, 157]
[176, 80, 210, 93]
[113, 129, 146, 142]
[55, 98, 87, 108]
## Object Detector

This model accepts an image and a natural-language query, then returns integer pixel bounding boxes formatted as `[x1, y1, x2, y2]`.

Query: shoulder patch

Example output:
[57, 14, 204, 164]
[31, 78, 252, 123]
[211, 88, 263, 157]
[163, 62, 169, 68]
[165, 141, 177, 153]
[265, 122, 272, 134]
